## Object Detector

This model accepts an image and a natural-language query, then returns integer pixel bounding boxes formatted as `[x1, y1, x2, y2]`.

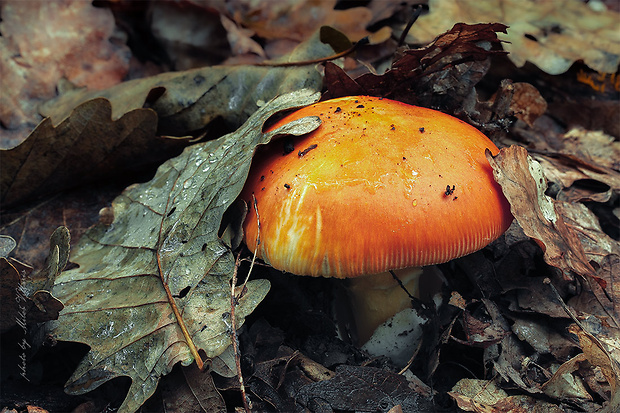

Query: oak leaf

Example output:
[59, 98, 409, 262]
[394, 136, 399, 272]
[46, 89, 322, 412]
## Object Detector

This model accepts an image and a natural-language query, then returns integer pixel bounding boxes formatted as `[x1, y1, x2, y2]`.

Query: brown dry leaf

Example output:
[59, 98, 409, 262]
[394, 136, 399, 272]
[561, 128, 620, 172]
[572, 328, 620, 412]
[570, 280, 620, 363]
[560, 204, 620, 268]
[220, 15, 266, 58]
[406, 0, 620, 75]
[530, 153, 620, 204]
[0, 0, 130, 147]
[509, 82, 548, 127]
[457, 300, 510, 348]
[541, 353, 593, 401]
[0, 100, 183, 209]
[324, 23, 507, 113]
[155, 364, 226, 412]
[222, 0, 372, 42]
[486, 145, 602, 286]
[449, 378, 566, 412]
[450, 378, 565, 412]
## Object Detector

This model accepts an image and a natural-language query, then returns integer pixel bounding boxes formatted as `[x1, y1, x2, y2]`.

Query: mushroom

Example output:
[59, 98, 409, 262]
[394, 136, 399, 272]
[240, 96, 513, 346]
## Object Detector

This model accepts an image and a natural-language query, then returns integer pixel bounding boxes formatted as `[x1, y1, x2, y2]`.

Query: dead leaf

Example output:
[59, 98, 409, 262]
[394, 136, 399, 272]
[45, 89, 322, 412]
[222, 0, 372, 42]
[487, 145, 602, 286]
[155, 364, 226, 412]
[450, 378, 565, 412]
[0, 182, 121, 273]
[509, 82, 548, 127]
[324, 23, 508, 115]
[0, 228, 66, 333]
[295, 365, 432, 412]
[542, 353, 592, 401]
[220, 15, 266, 58]
[0, 235, 16, 258]
[39, 27, 335, 136]
[0, 99, 183, 208]
[572, 327, 620, 412]
[406, 0, 620, 75]
[449, 378, 508, 412]
[0, 0, 130, 148]
[0, 257, 24, 333]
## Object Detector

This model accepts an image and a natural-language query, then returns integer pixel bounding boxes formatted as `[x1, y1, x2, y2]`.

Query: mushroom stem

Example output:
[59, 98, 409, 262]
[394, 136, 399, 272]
[346, 267, 423, 345]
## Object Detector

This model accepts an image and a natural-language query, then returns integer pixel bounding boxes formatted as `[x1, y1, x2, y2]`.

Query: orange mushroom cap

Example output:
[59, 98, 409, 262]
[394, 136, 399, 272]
[241, 96, 513, 278]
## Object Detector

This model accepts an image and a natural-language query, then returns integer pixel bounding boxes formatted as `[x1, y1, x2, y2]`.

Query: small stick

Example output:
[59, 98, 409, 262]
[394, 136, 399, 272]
[253, 38, 368, 67]
[398, 4, 424, 47]
[241, 194, 261, 293]
[230, 253, 251, 412]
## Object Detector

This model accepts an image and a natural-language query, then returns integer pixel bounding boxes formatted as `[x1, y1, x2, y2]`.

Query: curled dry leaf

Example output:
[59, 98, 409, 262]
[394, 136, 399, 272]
[571, 327, 620, 412]
[449, 378, 564, 412]
[0, 227, 67, 333]
[324, 23, 508, 114]
[406, 0, 620, 75]
[486, 145, 603, 287]
[45, 89, 322, 413]
[541, 353, 592, 401]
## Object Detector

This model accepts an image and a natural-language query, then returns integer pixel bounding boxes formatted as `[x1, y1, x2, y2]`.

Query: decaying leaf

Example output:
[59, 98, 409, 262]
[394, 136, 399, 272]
[571, 327, 620, 412]
[0, 228, 67, 333]
[2, 27, 339, 209]
[46, 89, 322, 412]
[325, 22, 507, 113]
[0, 100, 182, 209]
[155, 364, 226, 412]
[541, 353, 592, 401]
[39, 28, 336, 136]
[449, 378, 564, 412]
[219, 0, 372, 42]
[509, 82, 548, 127]
[406, 0, 620, 75]
[487, 145, 602, 286]
[295, 365, 433, 412]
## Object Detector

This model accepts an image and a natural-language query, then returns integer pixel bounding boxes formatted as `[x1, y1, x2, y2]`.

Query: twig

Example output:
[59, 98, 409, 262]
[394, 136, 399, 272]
[241, 194, 261, 293]
[252, 37, 368, 67]
[398, 4, 424, 47]
[230, 253, 251, 412]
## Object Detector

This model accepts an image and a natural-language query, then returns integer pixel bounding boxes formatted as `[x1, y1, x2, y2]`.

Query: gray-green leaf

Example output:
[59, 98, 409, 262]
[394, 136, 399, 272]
[47, 89, 322, 413]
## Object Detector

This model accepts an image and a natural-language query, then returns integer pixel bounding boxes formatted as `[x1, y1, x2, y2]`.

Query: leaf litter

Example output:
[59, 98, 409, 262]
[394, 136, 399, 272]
[1, 2, 619, 411]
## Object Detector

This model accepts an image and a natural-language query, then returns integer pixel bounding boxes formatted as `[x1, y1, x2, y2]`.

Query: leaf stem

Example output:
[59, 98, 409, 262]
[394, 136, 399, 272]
[157, 254, 205, 371]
